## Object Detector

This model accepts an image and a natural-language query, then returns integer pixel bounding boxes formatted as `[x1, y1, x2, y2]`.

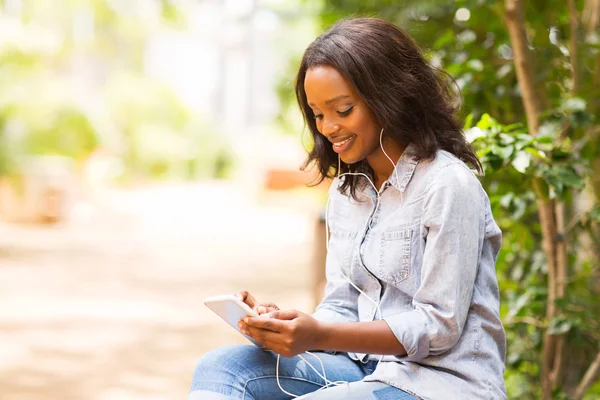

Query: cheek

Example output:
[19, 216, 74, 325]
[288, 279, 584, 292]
[350, 115, 378, 145]
[315, 121, 323, 135]
[349, 108, 376, 133]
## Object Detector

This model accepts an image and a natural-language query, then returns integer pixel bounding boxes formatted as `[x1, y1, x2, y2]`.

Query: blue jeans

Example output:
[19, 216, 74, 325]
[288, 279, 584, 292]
[189, 345, 418, 399]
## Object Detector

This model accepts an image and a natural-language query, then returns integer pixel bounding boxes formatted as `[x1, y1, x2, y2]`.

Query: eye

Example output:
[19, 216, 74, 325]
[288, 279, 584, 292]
[313, 113, 323, 120]
[337, 106, 354, 117]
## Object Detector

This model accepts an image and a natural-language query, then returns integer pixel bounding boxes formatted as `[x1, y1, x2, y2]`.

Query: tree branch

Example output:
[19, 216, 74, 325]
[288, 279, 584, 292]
[504, 0, 544, 134]
[584, 0, 600, 34]
[505, 316, 547, 328]
[551, 202, 567, 387]
[574, 351, 600, 399]
[568, 0, 581, 93]
[582, 0, 600, 88]
[538, 199, 558, 400]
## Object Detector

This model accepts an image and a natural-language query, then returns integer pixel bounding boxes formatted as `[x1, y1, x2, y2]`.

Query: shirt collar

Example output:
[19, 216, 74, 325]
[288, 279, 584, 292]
[329, 142, 420, 196]
[388, 142, 419, 192]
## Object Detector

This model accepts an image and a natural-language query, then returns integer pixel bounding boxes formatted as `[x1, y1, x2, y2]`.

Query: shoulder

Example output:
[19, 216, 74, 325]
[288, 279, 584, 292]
[423, 150, 482, 192]
[417, 151, 486, 215]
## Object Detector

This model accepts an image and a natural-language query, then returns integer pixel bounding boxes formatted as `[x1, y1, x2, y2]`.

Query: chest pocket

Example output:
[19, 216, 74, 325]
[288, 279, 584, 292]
[377, 228, 412, 285]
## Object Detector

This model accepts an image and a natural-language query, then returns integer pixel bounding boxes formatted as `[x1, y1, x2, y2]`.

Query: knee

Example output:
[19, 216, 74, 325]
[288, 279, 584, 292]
[191, 345, 267, 389]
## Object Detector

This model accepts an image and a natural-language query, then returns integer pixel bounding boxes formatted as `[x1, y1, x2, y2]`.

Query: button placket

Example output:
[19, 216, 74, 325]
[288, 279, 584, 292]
[355, 192, 382, 323]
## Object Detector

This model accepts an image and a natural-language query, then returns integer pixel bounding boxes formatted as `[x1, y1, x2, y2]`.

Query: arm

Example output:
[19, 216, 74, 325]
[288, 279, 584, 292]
[317, 320, 406, 355]
[382, 164, 484, 361]
[241, 311, 406, 358]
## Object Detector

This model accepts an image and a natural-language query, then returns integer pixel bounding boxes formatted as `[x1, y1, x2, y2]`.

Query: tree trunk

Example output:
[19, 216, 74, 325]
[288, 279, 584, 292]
[504, 1, 562, 398]
[504, 0, 543, 134]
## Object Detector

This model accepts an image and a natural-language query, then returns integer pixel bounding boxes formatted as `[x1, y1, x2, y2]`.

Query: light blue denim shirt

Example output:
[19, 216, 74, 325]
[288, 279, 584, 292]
[313, 144, 507, 400]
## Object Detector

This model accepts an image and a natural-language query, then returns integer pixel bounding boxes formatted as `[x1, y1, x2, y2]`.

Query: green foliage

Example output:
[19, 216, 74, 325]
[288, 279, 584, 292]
[469, 113, 599, 399]
[0, 47, 100, 170]
[0, 0, 233, 182]
[469, 112, 588, 198]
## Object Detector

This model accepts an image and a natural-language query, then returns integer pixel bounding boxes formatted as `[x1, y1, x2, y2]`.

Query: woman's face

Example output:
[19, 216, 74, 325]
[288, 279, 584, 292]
[304, 65, 381, 165]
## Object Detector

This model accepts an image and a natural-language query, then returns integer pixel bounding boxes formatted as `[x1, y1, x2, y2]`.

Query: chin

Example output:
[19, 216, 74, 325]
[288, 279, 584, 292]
[340, 153, 363, 165]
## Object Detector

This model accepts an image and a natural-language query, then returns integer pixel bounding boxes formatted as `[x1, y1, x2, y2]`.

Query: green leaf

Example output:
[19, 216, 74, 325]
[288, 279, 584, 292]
[433, 29, 454, 49]
[465, 126, 485, 142]
[457, 29, 477, 44]
[544, 167, 585, 190]
[507, 352, 521, 365]
[493, 144, 514, 160]
[506, 289, 532, 320]
[548, 317, 571, 335]
[525, 147, 548, 161]
[467, 59, 484, 72]
[500, 193, 514, 208]
[476, 113, 494, 130]
[464, 113, 474, 129]
[499, 133, 516, 144]
[512, 151, 531, 173]
[562, 97, 586, 112]
[496, 63, 512, 79]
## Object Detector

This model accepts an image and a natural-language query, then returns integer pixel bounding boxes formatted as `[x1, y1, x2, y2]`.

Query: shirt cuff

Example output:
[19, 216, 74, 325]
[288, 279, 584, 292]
[312, 306, 356, 324]
[383, 310, 431, 362]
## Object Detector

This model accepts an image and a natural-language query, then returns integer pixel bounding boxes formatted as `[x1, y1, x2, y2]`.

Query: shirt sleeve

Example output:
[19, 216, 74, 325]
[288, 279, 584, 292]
[383, 163, 484, 361]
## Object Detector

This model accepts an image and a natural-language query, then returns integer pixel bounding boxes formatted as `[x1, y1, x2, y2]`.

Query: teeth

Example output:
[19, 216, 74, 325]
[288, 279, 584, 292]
[333, 136, 354, 147]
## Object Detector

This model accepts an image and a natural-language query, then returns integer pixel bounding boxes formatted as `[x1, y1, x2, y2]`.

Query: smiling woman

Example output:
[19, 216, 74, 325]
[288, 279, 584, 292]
[295, 18, 482, 197]
[188, 17, 507, 400]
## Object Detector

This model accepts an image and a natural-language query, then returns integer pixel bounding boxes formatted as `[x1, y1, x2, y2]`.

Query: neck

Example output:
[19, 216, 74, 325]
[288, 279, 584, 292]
[367, 137, 406, 188]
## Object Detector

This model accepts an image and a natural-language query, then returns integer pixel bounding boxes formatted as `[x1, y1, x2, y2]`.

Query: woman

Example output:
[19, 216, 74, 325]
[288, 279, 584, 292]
[189, 17, 507, 400]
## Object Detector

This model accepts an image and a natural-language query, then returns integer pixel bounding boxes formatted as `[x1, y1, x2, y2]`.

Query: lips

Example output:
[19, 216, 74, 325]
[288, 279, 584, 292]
[331, 134, 356, 154]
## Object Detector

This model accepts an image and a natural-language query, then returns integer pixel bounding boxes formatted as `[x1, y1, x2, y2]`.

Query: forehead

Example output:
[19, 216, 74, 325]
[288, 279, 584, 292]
[304, 66, 355, 104]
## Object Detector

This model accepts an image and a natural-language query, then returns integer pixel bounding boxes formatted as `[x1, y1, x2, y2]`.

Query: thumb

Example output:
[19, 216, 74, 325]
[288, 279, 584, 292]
[257, 303, 280, 315]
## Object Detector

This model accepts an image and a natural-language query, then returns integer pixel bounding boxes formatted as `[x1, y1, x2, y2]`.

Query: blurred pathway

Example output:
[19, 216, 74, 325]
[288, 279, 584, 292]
[0, 181, 318, 400]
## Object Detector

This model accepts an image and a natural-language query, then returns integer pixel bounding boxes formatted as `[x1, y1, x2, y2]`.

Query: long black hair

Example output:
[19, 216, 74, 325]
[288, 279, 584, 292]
[295, 17, 482, 198]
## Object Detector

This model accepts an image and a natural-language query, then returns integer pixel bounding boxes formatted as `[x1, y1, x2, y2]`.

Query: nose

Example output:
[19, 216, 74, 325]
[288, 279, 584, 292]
[321, 117, 340, 138]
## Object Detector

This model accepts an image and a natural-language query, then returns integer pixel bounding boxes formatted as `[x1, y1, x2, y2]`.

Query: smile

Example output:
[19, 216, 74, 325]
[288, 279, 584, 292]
[332, 135, 356, 153]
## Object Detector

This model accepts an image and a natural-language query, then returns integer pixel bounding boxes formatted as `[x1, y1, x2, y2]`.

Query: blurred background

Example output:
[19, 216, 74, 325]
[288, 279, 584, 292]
[0, 1, 598, 399]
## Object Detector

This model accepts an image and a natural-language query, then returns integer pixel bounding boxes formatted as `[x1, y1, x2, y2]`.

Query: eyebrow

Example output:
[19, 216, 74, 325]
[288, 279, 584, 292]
[308, 95, 352, 107]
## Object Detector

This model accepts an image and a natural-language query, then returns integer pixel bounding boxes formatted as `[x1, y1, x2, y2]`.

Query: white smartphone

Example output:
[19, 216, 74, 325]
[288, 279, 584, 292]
[203, 294, 262, 347]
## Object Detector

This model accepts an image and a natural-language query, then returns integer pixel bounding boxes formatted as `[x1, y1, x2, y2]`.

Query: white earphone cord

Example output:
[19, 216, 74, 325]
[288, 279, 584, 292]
[275, 128, 401, 397]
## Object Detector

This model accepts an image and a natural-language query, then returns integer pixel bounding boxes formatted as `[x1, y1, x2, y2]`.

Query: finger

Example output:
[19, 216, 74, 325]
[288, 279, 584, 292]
[257, 304, 279, 315]
[265, 309, 299, 321]
[244, 316, 286, 332]
[240, 327, 296, 358]
[236, 290, 255, 308]
[243, 324, 285, 344]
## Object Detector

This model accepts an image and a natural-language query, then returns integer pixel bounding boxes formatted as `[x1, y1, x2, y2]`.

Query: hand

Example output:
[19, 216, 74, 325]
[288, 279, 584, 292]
[236, 290, 280, 315]
[238, 309, 324, 358]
